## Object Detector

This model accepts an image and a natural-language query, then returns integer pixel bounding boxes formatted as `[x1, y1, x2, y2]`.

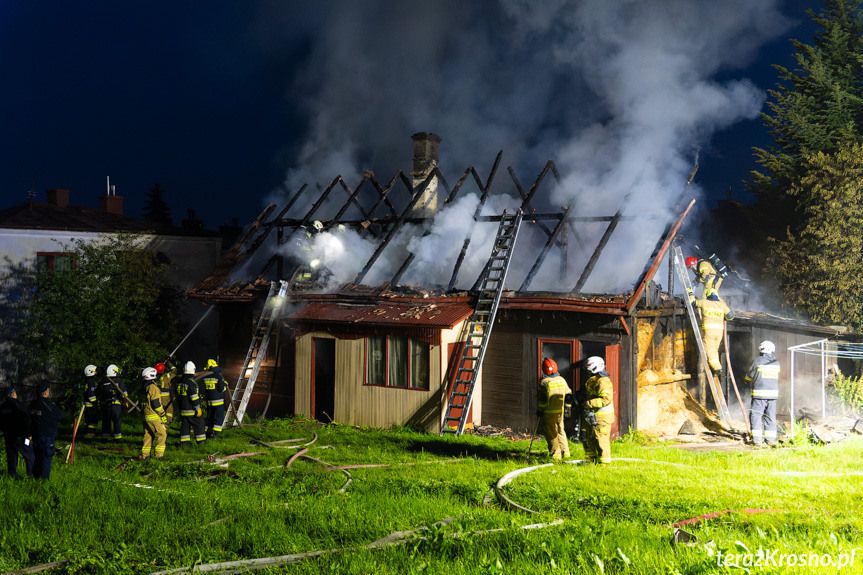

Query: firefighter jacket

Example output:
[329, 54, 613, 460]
[694, 260, 717, 285]
[175, 373, 202, 417]
[0, 396, 30, 437]
[30, 397, 66, 439]
[202, 367, 227, 407]
[158, 365, 178, 409]
[142, 381, 167, 423]
[538, 373, 572, 415]
[584, 371, 614, 416]
[99, 378, 127, 406]
[691, 295, 733, 336]
[745, 353, 780, 399]
[83, 376, 98, 409]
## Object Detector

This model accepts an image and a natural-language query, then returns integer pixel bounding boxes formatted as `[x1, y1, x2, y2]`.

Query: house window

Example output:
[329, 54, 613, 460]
[365, 335, 430, 390]
[37, 252, 75, 271]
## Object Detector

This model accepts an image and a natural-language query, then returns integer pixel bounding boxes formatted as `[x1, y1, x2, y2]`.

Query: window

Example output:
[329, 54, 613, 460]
[366, 335, 430, 390]
[37, 252, 75, 271]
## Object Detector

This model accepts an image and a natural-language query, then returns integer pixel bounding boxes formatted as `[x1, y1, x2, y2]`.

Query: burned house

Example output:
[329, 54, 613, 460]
[190, 133, 843, 437]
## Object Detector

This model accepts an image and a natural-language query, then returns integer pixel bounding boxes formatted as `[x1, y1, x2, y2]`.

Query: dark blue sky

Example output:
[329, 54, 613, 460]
[0, 1, 819, 230]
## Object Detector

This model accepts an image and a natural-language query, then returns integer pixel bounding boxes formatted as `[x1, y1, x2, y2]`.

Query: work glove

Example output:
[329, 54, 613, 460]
[585, 410, 599, 428]
[166, 414, 173, 424]
[195, 408, 202, 418]
[160, 416, 168, 424]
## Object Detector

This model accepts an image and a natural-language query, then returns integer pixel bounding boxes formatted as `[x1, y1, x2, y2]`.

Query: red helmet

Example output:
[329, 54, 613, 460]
[155, 363, 166, 374]
[542, 358, 558, 375]
[685, 256, 698, 269]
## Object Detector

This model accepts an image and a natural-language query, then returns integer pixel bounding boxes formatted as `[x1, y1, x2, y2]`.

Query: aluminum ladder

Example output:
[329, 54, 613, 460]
[672, 245, 732, 427]
[223, 280, 289, 427]
[441, 209, 523, 436]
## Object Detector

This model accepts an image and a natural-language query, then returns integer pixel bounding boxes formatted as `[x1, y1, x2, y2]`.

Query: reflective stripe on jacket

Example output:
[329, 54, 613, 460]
[745, 354, 780, 399]
[538, 375, 571, 414]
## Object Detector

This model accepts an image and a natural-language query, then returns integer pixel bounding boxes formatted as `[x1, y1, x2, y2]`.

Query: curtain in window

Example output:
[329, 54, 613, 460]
[411, 340, 429, 389]
[367, 335, 386, 385]
[388, 336, 408, 387]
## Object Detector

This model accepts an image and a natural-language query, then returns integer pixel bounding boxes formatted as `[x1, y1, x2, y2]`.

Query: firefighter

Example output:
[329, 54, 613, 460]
[82, 364, 100, 437]
[202, 359, 227, 439]
[140, 367, 168, 460]
[685, 256, 723, 297]
[175, 361, 206, 447]
[537, 358, 573, 461]
[155, 362, 177, 424]
[688, 289, 734, 382]
[30, 382, 66, 480]
[1, 387, 34, 479]
[582, 356, 615, 464]
[99, 364, 128, 440]
[745, 341, 781, 446]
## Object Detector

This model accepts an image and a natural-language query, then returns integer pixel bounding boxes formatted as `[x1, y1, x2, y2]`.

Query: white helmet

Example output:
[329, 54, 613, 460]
[586, 356, 605, 374]
[106, 364, 120, 377]
[84, 365, 97, 377]
[759, 341, 776, 355]
[313, 220, 324, 231]
[184, 361, 196, 374]
[142, 367, 158, 381]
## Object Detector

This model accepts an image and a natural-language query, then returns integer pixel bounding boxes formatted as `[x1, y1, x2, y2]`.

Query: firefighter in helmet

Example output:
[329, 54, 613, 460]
[582, 356, 615, 464]
[685, 256, 722, 298]
[175, 361, 206, 447]
[155, 362, 177, 424]
[688, 289, 734, 382]
[82, 364, 100, 437]
[100, 364, 127, 440]
[745, 341, 781, 446]
[537, 358, 573, 461]
[140, 367, 168, 460]
[202, 359, 227, 439]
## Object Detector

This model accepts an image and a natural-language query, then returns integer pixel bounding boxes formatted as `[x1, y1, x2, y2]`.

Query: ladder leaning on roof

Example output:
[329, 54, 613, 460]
[223, 280, 289, 428]
[441, 209, 523, 436]
[672, 245, 732, 427]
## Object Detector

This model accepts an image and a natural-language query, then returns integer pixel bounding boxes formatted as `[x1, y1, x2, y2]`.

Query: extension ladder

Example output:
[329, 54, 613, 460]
[672, 245, 732, 426]
[223, 280, 289, 427]
[441, 209, 523, 435]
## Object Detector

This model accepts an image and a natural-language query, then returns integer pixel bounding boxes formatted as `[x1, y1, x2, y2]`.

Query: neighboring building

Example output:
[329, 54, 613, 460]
[0, 188, 223, 371]
[190, 133, 845, 436]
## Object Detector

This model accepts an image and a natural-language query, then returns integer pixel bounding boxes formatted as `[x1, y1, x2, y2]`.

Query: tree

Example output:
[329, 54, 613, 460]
[142, 183, 172, 225]
[749, 0, 863, 239]
[768, 141, 863, 328]
[3, 233, 180, 386]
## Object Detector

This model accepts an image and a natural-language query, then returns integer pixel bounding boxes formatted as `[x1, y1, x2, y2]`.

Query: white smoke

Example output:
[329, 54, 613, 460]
[255, 0, 790, 293]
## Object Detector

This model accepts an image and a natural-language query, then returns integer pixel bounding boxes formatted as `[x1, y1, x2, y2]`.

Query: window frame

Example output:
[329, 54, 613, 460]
[36, 252, 76, 272]
[364, 334, 430, 391]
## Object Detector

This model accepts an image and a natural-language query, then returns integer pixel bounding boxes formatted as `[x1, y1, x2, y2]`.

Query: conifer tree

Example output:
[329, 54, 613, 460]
[142, 183, 172, 225]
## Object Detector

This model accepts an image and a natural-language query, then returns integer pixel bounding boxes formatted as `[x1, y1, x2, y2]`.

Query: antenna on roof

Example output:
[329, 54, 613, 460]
[106, 176, 116, 196]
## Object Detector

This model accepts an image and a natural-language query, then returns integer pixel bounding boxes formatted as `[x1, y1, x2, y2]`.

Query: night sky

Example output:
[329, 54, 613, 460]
[1, 1, 818, 231]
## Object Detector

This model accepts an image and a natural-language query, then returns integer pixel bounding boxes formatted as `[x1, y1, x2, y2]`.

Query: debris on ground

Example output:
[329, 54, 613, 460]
[469, 425, 537, 441]
[798, 408, 861, 444]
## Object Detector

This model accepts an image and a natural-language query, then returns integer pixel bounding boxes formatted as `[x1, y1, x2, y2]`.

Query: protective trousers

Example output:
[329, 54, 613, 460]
[206, 404, 224, 439]
[142, 419, 167, 459]
[702, 332, 723, 373]
[32, 436, 56, 480]
[84, 405, 99, 436]
[101, 404, 123, 439]
[750, 398, 777, 444]
[542, 411, 569, 460]
[4, 436, 34, 479]
[179, 415, 207, 447]
[583, 412, 614, 464]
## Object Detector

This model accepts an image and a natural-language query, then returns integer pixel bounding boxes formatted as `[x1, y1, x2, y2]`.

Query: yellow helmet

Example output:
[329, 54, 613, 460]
[206, 359, 218, 369]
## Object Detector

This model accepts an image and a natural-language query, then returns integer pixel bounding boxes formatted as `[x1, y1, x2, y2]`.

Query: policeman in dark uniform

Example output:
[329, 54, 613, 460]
[202, 359, 227, 439]
[30, 382, 65, 480]
[1, 386, 34, 479]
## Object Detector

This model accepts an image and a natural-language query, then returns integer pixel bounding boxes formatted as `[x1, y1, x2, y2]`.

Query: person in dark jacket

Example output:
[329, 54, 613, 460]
[30, 382, 66, 480]
[1, 386, 34, 479]
[175, 361, 206, 447]
[99, 364, 127, 440]
[745, 340, 781, 446]
[202, 359, 228, 439]
[82, 364, 100, 437]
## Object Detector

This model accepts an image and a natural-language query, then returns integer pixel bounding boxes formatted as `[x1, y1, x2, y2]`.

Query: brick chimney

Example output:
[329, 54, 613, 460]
[100, 194, 124, 215]
[46, 188, 70, 208]
[411, 132, 441, 218]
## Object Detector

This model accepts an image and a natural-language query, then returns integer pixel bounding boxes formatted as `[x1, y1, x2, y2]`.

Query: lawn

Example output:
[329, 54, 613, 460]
[1, 418, 861, 574]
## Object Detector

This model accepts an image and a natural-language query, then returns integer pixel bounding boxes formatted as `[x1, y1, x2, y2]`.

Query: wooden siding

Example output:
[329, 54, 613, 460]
[294, 322, 467, 431]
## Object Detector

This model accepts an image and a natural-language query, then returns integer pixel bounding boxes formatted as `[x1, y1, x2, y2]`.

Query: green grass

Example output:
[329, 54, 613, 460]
[1, 417, 862, 574]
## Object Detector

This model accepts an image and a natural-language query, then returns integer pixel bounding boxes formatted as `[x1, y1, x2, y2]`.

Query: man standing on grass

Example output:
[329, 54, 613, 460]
[745, 340, 781, 446]
[581, 356, 615, 465]
[175, 361, 206, 448]
[30, 382, 65, 480]
[202, 359, 227, 439]
[537, 358, 573, 461]
[82, 364, 100, 437]
[141, 367, 168, 460]
[1, 386, 34, 479]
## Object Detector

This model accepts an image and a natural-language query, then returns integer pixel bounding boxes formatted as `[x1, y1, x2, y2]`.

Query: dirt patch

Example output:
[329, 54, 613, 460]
[638, 379, 730, 437]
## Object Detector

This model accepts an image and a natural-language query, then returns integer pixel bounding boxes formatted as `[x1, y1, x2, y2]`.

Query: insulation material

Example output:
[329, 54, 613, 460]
[638, 381, 727, 437]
